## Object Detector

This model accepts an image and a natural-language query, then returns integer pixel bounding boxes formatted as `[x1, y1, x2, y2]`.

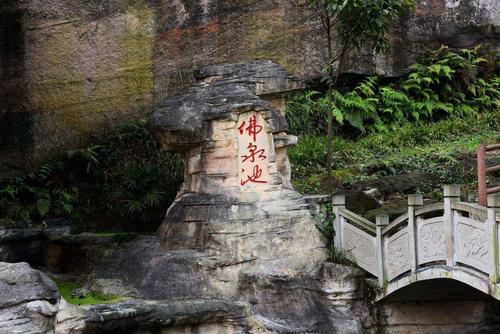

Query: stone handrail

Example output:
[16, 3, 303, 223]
[451, 202, 487, 221]
[382, 213, 408, 235]
[332, 186, 500, 301]
[415, 202, 444, 216]
[338, 208, 376, 234]
[382, 202, 444, 235]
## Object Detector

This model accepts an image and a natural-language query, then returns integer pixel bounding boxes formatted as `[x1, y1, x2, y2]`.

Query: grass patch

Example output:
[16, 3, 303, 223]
[289, 111, 500, 197]
[53, 278, 124, 306]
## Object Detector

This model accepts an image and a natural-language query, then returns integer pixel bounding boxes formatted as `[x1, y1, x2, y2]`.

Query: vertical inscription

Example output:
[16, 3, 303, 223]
[238, 113, 270, 188]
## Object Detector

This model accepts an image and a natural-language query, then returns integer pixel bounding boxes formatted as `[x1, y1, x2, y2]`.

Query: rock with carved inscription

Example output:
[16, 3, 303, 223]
[149, 60, 326, 277]
[139, 61, 375, 332]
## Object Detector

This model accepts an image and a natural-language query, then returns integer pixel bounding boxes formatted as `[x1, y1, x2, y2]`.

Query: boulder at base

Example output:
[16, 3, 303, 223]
[0, 261, 60, 333]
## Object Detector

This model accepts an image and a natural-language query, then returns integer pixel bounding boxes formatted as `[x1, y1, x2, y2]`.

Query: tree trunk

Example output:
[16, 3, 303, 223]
[326, 33, 334, 193]
[326, 41, 348, 193]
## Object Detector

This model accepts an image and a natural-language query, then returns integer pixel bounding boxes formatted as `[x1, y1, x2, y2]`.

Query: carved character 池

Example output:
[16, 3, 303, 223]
[240, 165, 267, 186]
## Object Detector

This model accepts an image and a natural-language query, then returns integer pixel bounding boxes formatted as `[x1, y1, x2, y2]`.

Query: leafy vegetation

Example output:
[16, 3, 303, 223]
[307, 0, 415, 191]
[290, 110, 500, 196]
[287, 46, 499, 137]
[0, 165, 78, 223]
[287, 46, 500, 200]
[0, 118, 184, 230]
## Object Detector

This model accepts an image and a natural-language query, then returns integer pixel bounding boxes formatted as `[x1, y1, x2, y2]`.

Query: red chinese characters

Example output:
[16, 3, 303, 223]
[239, 114, 267, 186]
[240, 165, 266, 186]
[238, 114, 263, 142]
[241, 143, 267, 163]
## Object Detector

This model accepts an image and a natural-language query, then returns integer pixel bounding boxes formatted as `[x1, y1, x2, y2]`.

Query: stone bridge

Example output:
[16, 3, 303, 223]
[333, 185, 500, 301]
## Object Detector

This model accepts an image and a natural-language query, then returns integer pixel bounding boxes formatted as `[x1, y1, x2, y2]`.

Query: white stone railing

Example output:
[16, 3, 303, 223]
[333, 186, 500, 297]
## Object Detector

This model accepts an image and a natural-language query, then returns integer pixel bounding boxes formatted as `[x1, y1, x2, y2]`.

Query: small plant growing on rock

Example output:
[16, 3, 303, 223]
[0, 163, 77, 223]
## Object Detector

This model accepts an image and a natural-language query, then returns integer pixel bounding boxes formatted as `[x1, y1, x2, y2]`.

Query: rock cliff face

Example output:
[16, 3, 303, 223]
[0, 259, 376, 333]
[1, 0, 498, 176]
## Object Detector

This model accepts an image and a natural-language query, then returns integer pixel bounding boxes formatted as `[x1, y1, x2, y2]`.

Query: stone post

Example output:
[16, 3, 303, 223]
[487, 194, 500, 284]
[408, 194, 423, 274]
[376, 214, 389, 287]
[332, 194, 346, 248]
[444, 185, 461, 267]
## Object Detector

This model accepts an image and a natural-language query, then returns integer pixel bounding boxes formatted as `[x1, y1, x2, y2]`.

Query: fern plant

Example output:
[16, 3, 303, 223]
[286, 45, 499, 137]
[0, 164, 78, 223]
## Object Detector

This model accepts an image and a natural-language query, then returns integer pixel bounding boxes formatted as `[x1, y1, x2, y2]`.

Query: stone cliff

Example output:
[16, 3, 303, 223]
[1, 0, 498, 176]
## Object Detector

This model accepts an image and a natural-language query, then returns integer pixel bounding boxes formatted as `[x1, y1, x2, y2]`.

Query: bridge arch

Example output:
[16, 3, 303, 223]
[332, 186, 500, 302]
[380, 266, 496, 301]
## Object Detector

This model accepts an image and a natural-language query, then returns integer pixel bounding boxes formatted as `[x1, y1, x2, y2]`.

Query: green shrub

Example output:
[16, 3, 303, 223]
[286, 45, 499, 137]
[110, 159, 183, 224]
[0, 118, 184, 229]
[0, 166, 77, 223]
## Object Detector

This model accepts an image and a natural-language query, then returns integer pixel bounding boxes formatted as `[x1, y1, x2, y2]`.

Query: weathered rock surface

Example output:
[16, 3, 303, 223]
[1, 0, 498, 176]
[56, 298, 251, 334]
[0, 261, 259, 333]
[0, 220, 134, 276]
[0, 261, 59, 333]
[376, 279, 500, 333]
[84, 235, 377, 333]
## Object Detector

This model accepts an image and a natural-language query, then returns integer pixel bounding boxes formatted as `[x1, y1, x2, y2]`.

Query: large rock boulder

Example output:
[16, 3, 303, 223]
[85, 236, 377, 333]
[80, 61, 377, 332]
[149, 60, 327, 285]
[0, 261, 60, 333]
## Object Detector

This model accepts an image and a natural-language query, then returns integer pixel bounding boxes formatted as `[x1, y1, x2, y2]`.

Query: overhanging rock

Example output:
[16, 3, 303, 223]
[143, 60, 376, 332]
[149, 60, 327, 277]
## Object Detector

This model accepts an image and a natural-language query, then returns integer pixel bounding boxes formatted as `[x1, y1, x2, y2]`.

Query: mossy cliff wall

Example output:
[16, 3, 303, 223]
[0, 0, 498, 177]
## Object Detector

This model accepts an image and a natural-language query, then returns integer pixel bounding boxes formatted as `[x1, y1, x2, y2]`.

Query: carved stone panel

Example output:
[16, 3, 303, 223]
[417, 217, 446, 265]
[456, 216, 489, 274]
[237, 112, 272, 190]
[342, 223, 378, 276]
[385, 229, 410, 280]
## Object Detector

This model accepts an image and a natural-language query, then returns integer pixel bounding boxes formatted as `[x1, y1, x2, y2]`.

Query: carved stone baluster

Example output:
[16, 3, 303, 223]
[444, 185, 461, 268]
[332, 194, 346, 249]
[408, 194, 423, 273]
[487, 194, 500, 283]
[376, 214, 389, 286]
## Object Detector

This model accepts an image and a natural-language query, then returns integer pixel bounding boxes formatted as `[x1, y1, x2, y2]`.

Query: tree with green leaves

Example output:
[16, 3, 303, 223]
[307, 0, 415, 192]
